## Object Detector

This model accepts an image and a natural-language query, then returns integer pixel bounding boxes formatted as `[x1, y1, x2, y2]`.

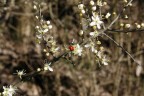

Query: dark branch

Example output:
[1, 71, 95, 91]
[107, 29, 144, 33]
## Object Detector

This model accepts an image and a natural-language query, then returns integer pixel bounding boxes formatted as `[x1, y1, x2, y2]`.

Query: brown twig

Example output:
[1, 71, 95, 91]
[107, 29, 144, 33]
[102, 32, 140, 66]
[100, 0, 141, 65]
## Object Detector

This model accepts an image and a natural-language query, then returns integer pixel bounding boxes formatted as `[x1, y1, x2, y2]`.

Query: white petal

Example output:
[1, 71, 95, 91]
[91, 47, 95, 52]
[48, 66, 53, 72]
[36, 35, 42, 39]
[89, 32, 95, 36]
[92, 16, 95, 21]
[55, 47, 60, 51]
[97, 24, 101, 29]
[90, 22, 96, 26]
[43, 29, 48, 33]
[85, 44, 90, 48]
[48, 25, 52, 29]
[103, 62, 108, 65]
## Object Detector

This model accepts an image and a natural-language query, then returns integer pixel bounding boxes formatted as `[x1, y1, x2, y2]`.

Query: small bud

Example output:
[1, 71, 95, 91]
[79, 13, 83, 17]
[78, 4, 84, 10]
[125, 24, 131, 28]
[120, 23, 124, 27]
[93, 26, 97, 30]
[33, 5, 37, 9]
[97, 41, 101, 45]
[105, 12, 111, 19]
[129, 3, 132, 6]
[100, 47, 104, 51]
[36, 26, 39, 29]
[79, 30, 84, 36]
[37, 68, 41, 72]
[103, 2, 107, 5]
[48, 25, 53, 29]
[124, 15, 128, 19]
[47, 21, 50, 24]
[35, 16, 39, 19]
[136, 24, 141, 29]
[43, 49, 47, 52]
[113, 12, 116, 15]
[141, 23, 144, 27]
[46, 52, 50, 56]
[44, 66, 48, 71]
[92, 6, 97, 11]
[81, 10, 86, 14]
[90, 0, 95, 6]
[94, 50, 98, 54]
[124, 0, 127, 3]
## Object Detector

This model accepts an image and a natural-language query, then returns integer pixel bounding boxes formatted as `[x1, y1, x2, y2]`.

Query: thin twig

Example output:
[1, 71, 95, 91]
[107, 29, 144, 33]
[100, 0, 141, 65]
[104, 0, 133, 32]
[102, 33, 140, 65]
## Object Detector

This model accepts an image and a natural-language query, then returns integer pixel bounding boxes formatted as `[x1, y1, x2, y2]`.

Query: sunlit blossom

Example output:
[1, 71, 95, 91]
[85, 40, 97, 52]
[90, 12, 103, 29]
[2, 85, 17, 96]
[89, 30, 99, 37]
[44, 63, 53, 72]
[15, 70, 26, 79]
[72, 44, 83, 56]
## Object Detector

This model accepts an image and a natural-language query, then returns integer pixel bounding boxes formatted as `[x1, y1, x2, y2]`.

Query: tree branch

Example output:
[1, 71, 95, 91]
[107, 29, 144, 33]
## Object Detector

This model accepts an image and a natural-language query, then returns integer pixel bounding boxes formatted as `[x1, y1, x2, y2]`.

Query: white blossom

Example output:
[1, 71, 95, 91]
[97, 51, 102, 58]
[15, 70, 26, 79]
[44, 63, 53, 71]
[90, 12, 103, 29]
[85, 40, 97, 52]
[97, 0, 103, 6]
[73, 44, 83, 56]
[101, 56, 109, 65]
[50, 47, 60, 53]
[2, 85, 17, 96]
[89, 30, 99, 37]
[97, 52, 108, 65]
[78, 4, 84, 10]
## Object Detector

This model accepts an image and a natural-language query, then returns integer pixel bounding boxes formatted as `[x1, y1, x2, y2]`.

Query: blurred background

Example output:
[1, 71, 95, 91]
[0, 0, 144, 96]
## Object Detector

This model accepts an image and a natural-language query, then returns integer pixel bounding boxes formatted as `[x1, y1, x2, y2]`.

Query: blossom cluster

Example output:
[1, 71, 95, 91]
[35, 17, 60, 55]
[78, 0, 109, 65]
[33, 1, 110, 73]
[1, 85, 17, 96]
[33, 0, 144, 73]
[33, 1, 110, 69]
